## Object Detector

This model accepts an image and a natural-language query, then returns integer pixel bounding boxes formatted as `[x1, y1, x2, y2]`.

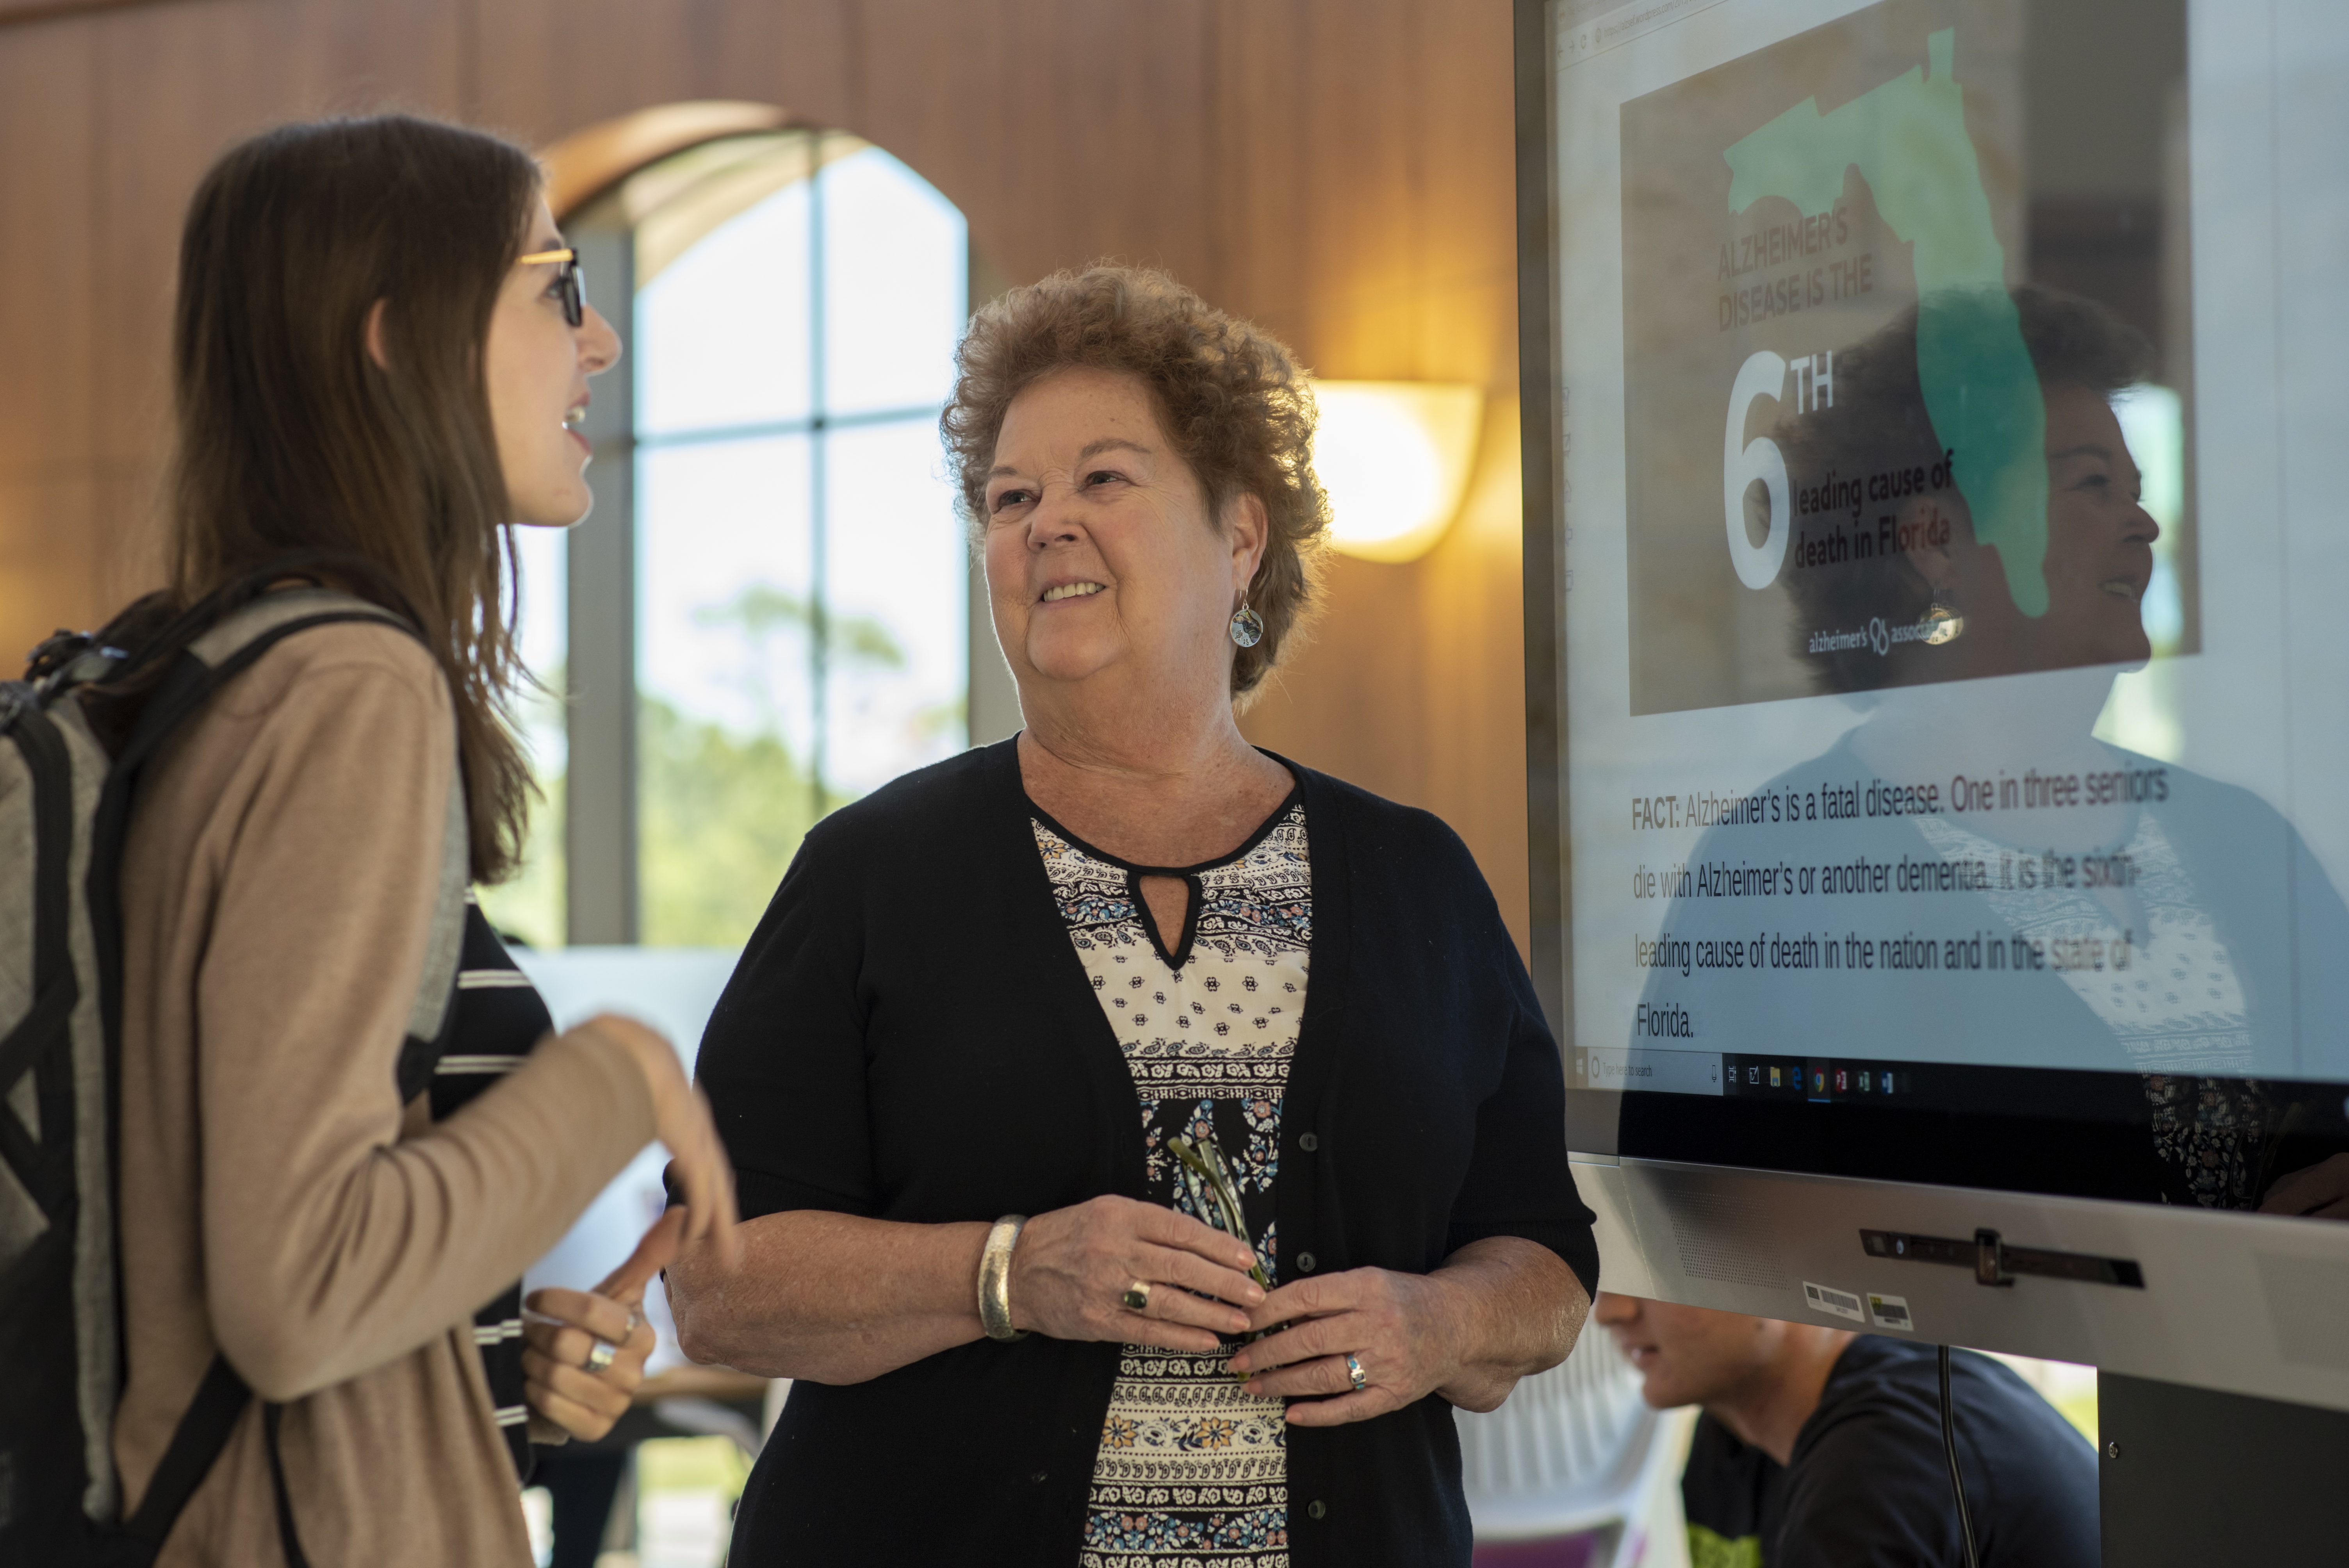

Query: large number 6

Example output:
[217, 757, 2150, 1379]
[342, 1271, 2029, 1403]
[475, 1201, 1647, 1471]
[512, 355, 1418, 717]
[1723, 350, 1791, 590]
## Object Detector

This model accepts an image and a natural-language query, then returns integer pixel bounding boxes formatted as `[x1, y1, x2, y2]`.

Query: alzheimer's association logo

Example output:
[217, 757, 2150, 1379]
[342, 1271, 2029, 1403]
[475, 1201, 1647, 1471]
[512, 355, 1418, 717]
[1808, 615, 1955, 658]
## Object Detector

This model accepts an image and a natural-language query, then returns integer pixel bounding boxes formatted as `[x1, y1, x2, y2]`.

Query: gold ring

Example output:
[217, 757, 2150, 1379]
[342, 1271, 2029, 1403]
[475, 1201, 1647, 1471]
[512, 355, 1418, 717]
[584, 1338, 618, 1374]
[1121, 1281, 1151, 1312]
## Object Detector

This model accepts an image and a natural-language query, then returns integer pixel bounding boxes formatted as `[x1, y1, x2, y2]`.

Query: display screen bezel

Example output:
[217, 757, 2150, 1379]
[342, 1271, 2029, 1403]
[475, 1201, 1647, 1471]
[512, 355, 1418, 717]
[1511, 0, 2349, 1208]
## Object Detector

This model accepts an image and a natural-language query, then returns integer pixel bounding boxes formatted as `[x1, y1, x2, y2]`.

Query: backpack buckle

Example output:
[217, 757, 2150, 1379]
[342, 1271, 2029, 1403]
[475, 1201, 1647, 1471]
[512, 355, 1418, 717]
[25, 628, 93, 679]
[26, 630, 129, 695]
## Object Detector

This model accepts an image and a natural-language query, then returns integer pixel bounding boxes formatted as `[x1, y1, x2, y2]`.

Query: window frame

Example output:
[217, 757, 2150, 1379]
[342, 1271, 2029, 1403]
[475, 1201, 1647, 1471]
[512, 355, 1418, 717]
[552, 127, 998, 944]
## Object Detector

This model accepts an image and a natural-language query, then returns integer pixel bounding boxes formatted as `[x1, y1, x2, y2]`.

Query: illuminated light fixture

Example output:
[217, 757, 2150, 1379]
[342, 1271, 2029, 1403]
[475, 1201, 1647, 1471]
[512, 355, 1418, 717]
[1309, 380, 1485, 563]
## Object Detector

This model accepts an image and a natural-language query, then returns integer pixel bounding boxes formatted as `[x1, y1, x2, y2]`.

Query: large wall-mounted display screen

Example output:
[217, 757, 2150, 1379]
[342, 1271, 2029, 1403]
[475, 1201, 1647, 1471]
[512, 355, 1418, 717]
[1530, 0, 2349, 1215]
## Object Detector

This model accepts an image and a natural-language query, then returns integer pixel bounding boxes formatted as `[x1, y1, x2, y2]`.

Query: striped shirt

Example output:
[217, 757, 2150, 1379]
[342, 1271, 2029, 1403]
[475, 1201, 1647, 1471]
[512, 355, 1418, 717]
[417, 895, 557, 1473]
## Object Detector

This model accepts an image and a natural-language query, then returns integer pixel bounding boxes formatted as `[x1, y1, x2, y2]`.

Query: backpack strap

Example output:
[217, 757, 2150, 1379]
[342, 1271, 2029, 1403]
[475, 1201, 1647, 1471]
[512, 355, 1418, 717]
[260, 1405, 314, 1568]
[91, 588, 465, 1562]
[2, 673, 120, 1544]
[110, 1355, 310, 1568]
[0, 696, 79, 1218]
[116, 1356, 247, 1557]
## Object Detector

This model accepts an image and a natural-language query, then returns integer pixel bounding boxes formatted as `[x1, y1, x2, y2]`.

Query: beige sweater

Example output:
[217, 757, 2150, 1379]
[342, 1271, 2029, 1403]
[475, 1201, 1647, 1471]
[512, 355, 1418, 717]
[114, 620, 655, 1566]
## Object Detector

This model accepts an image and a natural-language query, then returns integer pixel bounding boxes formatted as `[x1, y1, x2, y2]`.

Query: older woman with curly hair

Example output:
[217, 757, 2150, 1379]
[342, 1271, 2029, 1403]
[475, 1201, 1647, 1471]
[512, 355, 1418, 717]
[667, 265, 1597, 1567]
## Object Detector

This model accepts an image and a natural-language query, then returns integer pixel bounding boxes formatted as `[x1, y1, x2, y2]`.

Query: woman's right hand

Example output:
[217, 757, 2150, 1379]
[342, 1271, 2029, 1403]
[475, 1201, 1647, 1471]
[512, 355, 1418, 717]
[573, 1013, 742, 1267]
[1008, 1195, 1264, 1352]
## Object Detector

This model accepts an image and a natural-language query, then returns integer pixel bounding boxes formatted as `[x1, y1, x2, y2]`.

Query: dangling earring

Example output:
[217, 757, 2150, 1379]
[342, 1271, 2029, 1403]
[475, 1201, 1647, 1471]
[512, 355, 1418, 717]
[1923, 586, 1963, 645]
[1229, 596, 1265, 649]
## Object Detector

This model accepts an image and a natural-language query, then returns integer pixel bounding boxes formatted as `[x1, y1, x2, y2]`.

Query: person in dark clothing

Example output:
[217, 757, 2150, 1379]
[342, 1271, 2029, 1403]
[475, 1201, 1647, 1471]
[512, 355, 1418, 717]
[663, 266, 1599, 1568]
[1594, 1293, 2098, 1567]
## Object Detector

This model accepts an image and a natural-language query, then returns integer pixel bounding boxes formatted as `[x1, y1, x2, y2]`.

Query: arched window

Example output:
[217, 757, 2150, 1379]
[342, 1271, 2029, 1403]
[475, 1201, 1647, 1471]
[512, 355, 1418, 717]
[484, 127, 975, 949]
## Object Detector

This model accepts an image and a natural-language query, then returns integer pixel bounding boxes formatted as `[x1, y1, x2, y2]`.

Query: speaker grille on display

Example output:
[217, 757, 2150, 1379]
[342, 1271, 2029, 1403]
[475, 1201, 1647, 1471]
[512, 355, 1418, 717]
[1662, 1188, 1791, 1288]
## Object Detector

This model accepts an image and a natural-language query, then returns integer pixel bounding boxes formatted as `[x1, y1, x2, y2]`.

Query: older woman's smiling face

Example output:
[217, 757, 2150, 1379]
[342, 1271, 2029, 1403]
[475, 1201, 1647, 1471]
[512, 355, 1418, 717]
[1922, 380, 2160, 679]
[2033, 381, 2159, 666]
[984, 366, 1264, 706]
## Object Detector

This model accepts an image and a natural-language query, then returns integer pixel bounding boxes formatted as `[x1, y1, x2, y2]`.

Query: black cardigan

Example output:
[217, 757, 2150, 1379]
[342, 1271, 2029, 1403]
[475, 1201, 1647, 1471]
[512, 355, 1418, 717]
[694, 739, 1599, 1567]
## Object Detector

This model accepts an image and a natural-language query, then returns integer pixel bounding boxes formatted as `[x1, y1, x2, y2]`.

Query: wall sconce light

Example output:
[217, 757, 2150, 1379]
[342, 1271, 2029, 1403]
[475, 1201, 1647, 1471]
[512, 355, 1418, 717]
[1310, 380, 1486, 563]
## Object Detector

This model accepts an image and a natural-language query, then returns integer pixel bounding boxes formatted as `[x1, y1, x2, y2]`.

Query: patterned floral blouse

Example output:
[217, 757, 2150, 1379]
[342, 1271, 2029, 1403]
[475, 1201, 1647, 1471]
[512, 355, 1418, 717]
[1031, 795, 1311, 1568]
[1910, 811, 2283, 1206]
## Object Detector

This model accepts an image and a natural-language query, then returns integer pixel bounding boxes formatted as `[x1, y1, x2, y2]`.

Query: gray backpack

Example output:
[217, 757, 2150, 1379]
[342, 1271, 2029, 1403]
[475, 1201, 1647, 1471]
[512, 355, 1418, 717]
[0, 570, 463, 1565]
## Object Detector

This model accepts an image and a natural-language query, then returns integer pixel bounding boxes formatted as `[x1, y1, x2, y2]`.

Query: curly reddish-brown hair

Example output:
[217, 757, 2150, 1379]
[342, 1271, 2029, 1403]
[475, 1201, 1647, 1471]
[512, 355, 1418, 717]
[941, 264, 1329, 700]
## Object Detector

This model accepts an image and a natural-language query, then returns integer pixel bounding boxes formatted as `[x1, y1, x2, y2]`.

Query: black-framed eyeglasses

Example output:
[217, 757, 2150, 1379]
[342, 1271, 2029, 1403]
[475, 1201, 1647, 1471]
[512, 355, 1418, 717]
[517, 246, 585, 328]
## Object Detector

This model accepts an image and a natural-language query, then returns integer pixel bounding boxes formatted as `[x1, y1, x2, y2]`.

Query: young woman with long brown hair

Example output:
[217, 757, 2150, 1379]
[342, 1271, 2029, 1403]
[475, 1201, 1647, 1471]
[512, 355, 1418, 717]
[108, 114, 738, 1565]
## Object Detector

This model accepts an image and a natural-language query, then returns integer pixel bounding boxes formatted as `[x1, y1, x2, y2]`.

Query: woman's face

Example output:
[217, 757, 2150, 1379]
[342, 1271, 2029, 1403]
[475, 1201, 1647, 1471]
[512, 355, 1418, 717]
[484, 197, 622, 528]
[2032, 381, 2159, 665]
[982, 365, 1265, 703]
[1927, 380, 2159, 675]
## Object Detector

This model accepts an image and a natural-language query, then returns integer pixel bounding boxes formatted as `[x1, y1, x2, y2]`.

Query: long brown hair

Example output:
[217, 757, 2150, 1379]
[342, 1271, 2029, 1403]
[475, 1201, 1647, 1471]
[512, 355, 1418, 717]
[167, 114, 542, 882]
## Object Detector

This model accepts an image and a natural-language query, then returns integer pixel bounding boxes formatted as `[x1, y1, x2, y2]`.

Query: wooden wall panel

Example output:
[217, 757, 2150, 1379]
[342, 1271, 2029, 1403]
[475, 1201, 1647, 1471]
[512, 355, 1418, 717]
[0, 474, 100, 652]
[0, 0, 127, 21]
[473, 0, 1217, 293]
[471, 0, 805, 143]
[1412, 399, 1531, 940]
[75, 0, 465, 603]
[1415, 0, 1521, 385]
[0, 19, 96, 490]
[1296, 0, 1427, 374]
[1222, 0, 1531, 949]
[89, 0, 465, 449]
[987, 0, 1215, 285]
[0, 0, 1538, 942]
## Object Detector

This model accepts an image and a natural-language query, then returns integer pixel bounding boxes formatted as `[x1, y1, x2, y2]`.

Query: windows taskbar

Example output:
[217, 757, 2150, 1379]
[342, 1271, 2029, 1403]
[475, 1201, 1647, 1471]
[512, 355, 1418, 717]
[1568, 1047, 2349, 1117]
[1565, 1049, 2349, 1207]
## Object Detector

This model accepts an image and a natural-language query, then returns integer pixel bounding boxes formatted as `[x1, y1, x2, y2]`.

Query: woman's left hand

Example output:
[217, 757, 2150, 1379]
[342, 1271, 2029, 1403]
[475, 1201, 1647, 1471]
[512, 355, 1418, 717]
[521, 1208, 683, 1441]
[1227, 1238, 1588, 1426]
[2260, 1152, 2349, 1221]
[1226, 1267, 1468, 1427]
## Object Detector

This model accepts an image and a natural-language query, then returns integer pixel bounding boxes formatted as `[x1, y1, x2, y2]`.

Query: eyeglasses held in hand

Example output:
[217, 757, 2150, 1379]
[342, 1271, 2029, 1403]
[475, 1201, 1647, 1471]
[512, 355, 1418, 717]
[1168, 1131, 1272, 1292]
[517, 246, 586, 328]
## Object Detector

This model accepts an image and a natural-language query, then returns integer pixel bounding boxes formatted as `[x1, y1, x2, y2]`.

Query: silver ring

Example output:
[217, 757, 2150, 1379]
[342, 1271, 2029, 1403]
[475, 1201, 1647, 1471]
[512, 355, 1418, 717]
[624, 1304, 645, 1335]
[1121, 1280, 1152, 1312]
[584, 1338, 618, 1374]
[1345, 1353, 1368, 1392]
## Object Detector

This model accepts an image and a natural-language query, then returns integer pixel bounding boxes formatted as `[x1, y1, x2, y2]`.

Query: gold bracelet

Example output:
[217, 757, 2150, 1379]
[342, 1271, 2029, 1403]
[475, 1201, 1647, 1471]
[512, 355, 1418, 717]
[977, 1215, 1029, 1341]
